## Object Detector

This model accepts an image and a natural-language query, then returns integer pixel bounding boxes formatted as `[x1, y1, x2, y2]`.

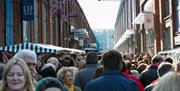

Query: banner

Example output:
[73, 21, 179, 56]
[22, 0, 34, 21]
[144, 12, 154, 30]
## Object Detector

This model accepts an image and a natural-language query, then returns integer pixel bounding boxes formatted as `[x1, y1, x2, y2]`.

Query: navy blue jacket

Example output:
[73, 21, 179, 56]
[84, 69, 139, 91]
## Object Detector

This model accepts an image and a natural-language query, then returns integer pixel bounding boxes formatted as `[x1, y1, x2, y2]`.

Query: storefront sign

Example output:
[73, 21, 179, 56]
[175, 35, 180, 46]
[22, 0, 34, 21]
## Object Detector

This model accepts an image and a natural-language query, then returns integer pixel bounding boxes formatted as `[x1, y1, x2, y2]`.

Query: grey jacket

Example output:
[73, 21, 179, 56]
[74, 64, 98, 91]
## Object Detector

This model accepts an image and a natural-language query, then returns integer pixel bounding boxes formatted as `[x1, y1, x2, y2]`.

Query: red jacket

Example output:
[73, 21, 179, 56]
[123, 70, 144, 91]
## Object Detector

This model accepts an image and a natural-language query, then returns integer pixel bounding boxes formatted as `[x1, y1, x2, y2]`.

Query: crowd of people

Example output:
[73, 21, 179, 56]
[0, 49, 180, 91]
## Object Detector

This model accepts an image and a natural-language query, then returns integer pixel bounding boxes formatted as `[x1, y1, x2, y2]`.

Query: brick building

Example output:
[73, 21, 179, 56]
[134, 0, 179, 55]
[114, 0, 180, 56]
[0, 0, 96, 49]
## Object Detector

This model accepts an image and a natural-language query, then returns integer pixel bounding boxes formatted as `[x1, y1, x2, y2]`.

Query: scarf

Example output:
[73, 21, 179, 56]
[64, 83, 74, 91]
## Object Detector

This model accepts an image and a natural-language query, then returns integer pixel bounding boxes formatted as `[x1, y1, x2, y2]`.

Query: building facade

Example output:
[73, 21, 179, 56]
[93, 29, 114, 52]
[114, 0, 139, 54]
[133, 0, 179, 55]
[0, 0, 96, 49]
[114, 0, 180, 56]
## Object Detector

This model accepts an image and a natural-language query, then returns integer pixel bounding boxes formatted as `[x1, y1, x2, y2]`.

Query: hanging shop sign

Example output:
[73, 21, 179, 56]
[22, 0, 34, 21]
[144, 12, 154, 30]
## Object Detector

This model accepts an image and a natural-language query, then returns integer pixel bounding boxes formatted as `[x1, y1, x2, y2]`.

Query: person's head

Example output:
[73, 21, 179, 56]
[121, 60, 132, 72]
[85, 52, 98, 64]
[131, 70, 140, 78]
[143, 52, 151, 64]
[131, 64, 137, 70]
[40, 63, 56, 78]
[13, 49, 37, 74]
[157, 62, 173, 77]
[152, 71, 180, 91]
[47, 57, 59, 70]
[58, 52, 65, 60]
[61, 56, 74, 67]
[137, 63, 148, 74]
[93, 66, 104, 79]
[151, 54, 164, 64]
[123, 53, 133, 61]
[0, 52, 5, 63]
[124, 60, 132, 71]
[69, 66, 78, 76]
[36, 59, 42, 68]
[78, 59, 86, 69]
[1, 58, 34, 91]
[57, 67, 74, 84]
[102, 50, 123, 70]
[164, 57, 173, 64]
[36, 77, 64, 91]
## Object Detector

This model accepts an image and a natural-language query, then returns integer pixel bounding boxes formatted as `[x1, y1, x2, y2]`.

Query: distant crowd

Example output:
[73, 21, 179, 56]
[0, 49, 180, 91]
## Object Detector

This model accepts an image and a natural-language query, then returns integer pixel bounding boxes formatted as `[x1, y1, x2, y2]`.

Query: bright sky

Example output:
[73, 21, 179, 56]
[77, 0, 121, 29]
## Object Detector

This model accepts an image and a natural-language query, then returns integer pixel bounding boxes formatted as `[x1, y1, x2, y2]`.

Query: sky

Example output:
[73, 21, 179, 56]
[77, 0, 121, 29]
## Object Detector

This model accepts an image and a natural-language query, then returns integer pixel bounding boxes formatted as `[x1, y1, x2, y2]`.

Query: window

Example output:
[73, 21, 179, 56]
[56, 16, 59, 45]
[164, 27, 171, 50]
[146, 29, 154, 54]
[165, 0, 170, 17]
[5, 0, 13, 45]
[50, 12, 53, 44]
[34, 0, 38, 43]
[127, 0, 132, 29]
[175, 0, 180, 32]
[123, 6, 125, 30]
[42, 1, 46, 43]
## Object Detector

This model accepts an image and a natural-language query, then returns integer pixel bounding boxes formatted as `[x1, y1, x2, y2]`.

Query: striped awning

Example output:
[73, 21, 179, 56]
[0, 42, 59, 54]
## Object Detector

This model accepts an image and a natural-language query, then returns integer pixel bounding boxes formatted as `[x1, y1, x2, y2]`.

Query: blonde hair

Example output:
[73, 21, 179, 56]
[57, 67, 74, 80]
[1, 58, 34, 91]
[152, 71, 180, 91]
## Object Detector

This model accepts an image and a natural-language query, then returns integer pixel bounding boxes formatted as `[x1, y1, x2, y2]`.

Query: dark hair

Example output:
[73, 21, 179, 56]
[93, 66, 104, 79]
[125, 60, 132, 70]
[121, 60, 132, 73]
[158, 62, 173, 77]
[121, 61, 126, 72]
[85, 52, 98, 64]
[165, 57, 173, 64]
[58, 52, 65, 57]
[137, 63, 148, 74]
[151, 55, 164, 64]
[36, 77, 64, 91]
[102, 50, 122, 70]
[98, 55, 102, 60]
[62, 56, 74, 66]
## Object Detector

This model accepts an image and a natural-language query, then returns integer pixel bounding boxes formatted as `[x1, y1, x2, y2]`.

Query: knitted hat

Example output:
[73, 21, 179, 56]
[39, 63, 56, 78]
[36, 77, 64, 91]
